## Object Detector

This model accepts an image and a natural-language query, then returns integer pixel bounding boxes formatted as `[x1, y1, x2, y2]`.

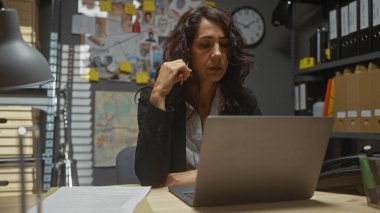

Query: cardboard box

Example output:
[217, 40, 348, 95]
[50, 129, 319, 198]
[333, 73, 348, 132]
[372, 69, 380, 133]
[345, 73, 361, 132]
[358, 70, 374, 133]
[2, 0, 40, 49]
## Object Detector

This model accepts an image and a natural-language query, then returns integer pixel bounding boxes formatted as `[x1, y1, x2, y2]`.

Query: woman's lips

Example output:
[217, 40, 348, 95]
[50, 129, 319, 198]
[209, 66, 222, 71]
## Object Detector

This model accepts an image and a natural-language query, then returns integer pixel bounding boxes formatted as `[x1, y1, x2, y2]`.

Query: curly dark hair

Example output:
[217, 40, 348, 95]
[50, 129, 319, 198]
[137, 5, 254, 116]
[161, 5, 254, 113]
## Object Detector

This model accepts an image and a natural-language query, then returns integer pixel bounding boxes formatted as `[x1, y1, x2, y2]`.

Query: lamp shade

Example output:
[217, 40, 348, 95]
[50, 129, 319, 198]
[0, 8, 53, 91]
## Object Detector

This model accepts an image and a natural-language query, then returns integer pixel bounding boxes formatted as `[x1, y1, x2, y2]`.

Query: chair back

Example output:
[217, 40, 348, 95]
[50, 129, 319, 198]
[115, 146, 140, 184]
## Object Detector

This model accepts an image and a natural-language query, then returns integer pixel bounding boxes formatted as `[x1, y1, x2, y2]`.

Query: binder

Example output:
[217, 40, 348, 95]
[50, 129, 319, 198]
[347, 0, 359, 57]
[358, 0, 372, 54]
[329, 4, 341, 61]
[372, 0, 380, 51]
[295, 77, 324, 116]
[294, 84, 300, 114]
[310, 27, 329, 64]
[340, 2, 351, 58]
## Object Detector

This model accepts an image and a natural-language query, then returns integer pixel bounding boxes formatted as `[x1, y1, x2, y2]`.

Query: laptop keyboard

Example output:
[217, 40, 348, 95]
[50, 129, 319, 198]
[183, 191, 194, 199]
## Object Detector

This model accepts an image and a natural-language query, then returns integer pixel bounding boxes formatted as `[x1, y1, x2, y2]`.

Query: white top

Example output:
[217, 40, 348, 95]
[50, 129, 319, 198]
[185, 88, 222, 169]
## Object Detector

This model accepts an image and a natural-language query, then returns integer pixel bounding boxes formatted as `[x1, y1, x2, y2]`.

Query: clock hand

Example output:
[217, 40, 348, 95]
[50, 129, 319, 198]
[247, 19, 256, 26]
[235, 20, 249, 28]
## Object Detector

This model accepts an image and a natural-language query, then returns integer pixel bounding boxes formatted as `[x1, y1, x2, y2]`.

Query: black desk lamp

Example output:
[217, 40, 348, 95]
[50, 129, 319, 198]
[0, 6, 53, 91]
[0, 2, 53, 213]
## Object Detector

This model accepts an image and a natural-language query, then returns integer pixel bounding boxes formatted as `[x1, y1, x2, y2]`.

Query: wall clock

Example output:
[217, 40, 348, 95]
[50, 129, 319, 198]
[232, 6, 265, 48]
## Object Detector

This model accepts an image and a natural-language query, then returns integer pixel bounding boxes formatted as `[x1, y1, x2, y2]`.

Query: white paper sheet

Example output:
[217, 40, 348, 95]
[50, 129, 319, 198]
[27, 186, 151, 213]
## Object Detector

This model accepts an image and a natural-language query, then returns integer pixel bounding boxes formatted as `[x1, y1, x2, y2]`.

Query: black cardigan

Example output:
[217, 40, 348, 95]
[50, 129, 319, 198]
[135, 87, 261, 187]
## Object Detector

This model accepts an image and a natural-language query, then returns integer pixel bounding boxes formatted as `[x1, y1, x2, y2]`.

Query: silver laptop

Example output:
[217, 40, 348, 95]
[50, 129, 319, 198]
[169, 115, 333, 207]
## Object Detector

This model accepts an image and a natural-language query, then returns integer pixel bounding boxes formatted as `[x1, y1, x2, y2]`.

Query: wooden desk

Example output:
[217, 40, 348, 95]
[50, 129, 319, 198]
[0, 188, 378, 213]
[145, 188, 378, 213]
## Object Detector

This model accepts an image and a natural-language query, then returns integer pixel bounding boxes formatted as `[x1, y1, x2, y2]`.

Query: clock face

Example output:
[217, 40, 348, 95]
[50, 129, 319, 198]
[232, 6, 265, 48]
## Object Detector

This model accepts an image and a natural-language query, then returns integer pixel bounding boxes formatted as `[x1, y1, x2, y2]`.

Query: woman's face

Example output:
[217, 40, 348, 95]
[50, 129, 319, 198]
[190, 18, 229, 84]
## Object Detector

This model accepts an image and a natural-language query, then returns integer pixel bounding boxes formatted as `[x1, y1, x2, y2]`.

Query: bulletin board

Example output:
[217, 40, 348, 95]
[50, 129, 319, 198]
[73, 0, 206, 85]
[72, 0, 215, 167]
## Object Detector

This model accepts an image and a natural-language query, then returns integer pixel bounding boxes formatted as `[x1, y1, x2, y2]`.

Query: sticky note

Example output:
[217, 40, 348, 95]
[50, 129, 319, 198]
[136, 71, 149, 84]
[100, 0, 112, 12]
[325, 48, 331, 60]
[298, 57, 315, 70]
[85, 68, 99, 81]
[124, 4, 137, 15]
[119, 61, 132, 73]
[203, 1, 216, 6]
[143, 0, 156, 12]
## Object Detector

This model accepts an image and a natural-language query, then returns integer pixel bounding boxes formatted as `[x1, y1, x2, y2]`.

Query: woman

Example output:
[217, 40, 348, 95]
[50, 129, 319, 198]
[135, 5, 261, 188]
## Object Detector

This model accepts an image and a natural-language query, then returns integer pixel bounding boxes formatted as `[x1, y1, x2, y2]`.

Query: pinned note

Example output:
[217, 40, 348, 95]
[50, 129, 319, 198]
[100, 0, 112, 12]
[143, 0, 156, 12]
[298, 57, 315, 70]
[203, 0, 216, 6]
[136, 71, 149, 84]
[119, 61, 132, 73]
[124, 4, 137, 15]
[85, 68, 99, 81]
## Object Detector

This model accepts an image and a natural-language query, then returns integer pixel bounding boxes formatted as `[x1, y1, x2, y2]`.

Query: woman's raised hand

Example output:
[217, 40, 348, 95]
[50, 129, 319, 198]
[150, 59, 192, 110]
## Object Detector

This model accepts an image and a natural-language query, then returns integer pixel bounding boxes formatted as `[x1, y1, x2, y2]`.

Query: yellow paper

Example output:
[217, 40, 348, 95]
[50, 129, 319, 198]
[124, 4, 137, 15]
[298, 57, 315, 70]
[100, 0, 112, 12]
[85, 68, 99, 81]
[203, 0, 216, 6]
[143, 0, 156, 12]
[325, 48, 331, 60]
[119, 61, 132, 73]
[136, 71, 149, 84]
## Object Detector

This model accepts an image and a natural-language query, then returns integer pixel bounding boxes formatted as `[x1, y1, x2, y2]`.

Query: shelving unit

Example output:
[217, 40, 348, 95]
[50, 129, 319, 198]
[292, 2, 380, 157]
[296, 51, 380, 75]
[331, 133, 380, 140]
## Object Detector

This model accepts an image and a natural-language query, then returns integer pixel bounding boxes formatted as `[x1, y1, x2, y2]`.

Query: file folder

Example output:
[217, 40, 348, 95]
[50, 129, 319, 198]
[329, 4, 341, 61]
[372, 69, 380, 133]
[345, 72, 361, 132]
[358, 0, 372, 54]
[334, 72, 348, 132]
[372, 0, 380, 51]
[358, 67, 373, 133]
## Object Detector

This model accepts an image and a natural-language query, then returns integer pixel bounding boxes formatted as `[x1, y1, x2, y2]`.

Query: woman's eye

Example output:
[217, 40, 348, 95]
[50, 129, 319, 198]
[199, 43, 211, 48]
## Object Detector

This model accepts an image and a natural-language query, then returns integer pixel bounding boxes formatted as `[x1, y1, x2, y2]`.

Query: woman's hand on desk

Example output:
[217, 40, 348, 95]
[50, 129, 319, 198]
[164, 170, 197, 186]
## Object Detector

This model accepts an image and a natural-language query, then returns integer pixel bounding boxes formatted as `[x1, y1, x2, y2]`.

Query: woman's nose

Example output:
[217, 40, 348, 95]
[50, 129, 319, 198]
[211, 44, 222, 62]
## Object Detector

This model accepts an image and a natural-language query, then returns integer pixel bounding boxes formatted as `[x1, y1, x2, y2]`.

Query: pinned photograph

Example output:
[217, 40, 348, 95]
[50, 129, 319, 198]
[138, 42, 152, 59]
[155, 15, 171, 36]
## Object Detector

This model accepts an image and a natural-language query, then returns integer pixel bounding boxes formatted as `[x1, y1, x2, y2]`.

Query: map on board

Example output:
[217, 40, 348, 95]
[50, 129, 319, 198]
[94, 91, 138, 167]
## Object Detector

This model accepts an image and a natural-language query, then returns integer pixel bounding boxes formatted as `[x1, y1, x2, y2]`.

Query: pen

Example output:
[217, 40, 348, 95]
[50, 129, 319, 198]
[181, 61, 189, 86]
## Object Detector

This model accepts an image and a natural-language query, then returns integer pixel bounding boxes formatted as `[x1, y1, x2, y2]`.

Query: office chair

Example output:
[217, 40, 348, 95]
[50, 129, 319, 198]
[115, 146, 140, 184]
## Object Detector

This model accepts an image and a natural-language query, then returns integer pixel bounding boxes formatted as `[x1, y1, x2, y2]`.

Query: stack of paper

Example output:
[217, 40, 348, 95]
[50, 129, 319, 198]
[27, 186, 151, 213]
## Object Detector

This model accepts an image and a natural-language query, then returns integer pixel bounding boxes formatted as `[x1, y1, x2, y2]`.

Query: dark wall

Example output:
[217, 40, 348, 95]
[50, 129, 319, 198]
[58, 0, 293, 186]
[218, 0, 294, 116]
